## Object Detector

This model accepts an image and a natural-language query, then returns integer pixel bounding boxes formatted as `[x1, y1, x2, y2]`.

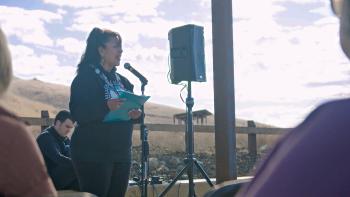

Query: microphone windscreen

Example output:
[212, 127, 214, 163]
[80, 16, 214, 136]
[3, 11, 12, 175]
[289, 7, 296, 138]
[124, 63, 131, 69]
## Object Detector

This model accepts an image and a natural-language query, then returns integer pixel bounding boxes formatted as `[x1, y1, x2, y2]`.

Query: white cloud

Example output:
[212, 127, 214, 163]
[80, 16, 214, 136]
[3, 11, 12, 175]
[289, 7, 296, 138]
[2, 0, 349, 127]
[57, 8, 67, 15]
[229, 0, 350, 127]
[56, 37, 85, 54]
[273, 0, 324, 4]
[9, 44, 76, 85]
[233, 0, 286, 21]
[43, 0, 116, 8]
[44, 0, 163, 17]
[68, 13, 187, 42]
[0, 6, 61, 46]
[237, 102, 314, 127]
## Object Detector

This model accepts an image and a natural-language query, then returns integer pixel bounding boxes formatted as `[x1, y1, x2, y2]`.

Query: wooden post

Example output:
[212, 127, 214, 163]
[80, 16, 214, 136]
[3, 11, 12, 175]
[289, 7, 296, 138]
[212, 0, 236, 183]
[247, 120, 257, 158]
[41, 110, 50, 131]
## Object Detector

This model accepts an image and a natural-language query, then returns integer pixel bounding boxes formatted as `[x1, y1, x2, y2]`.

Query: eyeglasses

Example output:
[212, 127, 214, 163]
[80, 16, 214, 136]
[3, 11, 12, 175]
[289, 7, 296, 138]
[331, 0, 343, 18]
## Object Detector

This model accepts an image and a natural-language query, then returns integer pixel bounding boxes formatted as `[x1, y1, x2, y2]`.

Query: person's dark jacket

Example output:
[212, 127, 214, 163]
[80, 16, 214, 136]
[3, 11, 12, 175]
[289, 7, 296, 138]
[36, 126, 72, 174]
[69, 65, 136, 163]
[37, 126, 79, 190]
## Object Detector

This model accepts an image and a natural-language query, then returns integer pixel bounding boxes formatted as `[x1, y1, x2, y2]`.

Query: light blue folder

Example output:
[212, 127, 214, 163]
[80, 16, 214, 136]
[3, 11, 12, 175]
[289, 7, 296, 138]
[103, 91, 150, 122]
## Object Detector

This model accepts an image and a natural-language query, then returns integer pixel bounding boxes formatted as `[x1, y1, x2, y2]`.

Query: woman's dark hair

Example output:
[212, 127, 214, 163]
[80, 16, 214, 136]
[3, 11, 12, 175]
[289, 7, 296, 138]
[77, 27, 122, 73]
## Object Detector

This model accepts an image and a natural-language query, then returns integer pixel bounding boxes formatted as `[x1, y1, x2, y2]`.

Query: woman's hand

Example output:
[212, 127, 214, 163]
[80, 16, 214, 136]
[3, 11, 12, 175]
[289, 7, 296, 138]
[128, 109, 142, 120]
[107, 98, 125, 111]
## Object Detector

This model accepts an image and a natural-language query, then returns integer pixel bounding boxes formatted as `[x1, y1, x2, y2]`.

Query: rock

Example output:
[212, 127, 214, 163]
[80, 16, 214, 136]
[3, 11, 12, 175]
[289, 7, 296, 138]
[176, 164, 185, 172]
[131, 147, 268, 181]
[159, 160, 166, 166]
[149, 157, 159, 171]
[157, 164, 169, 174]
[259, 144, 269, 152]
[168, 156, 181, 166]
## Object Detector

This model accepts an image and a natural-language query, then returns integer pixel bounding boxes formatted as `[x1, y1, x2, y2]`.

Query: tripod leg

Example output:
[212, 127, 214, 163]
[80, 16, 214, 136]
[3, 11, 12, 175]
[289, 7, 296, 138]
[187, 161, 195, 197]
[159, 163, 190, 197]
[194, 160, 214, 187]
[141, 160, 148, 197]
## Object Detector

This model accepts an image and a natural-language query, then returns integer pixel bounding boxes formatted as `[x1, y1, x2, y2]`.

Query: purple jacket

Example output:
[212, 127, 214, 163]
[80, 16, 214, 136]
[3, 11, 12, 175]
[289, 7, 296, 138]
[238, 98, 350, 197]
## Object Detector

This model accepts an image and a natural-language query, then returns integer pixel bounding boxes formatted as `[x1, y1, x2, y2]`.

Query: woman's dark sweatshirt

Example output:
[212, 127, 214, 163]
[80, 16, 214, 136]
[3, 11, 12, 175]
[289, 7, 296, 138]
[69, 66, 135, 162]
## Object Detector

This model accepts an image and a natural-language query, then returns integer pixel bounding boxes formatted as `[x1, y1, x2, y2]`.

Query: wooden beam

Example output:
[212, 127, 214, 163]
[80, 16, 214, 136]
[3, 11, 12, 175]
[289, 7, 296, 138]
[212, 0, 236, 183]
[144, 124, 288, 134]
[19, 118, 289, 135]
[40, 110, 50, 131]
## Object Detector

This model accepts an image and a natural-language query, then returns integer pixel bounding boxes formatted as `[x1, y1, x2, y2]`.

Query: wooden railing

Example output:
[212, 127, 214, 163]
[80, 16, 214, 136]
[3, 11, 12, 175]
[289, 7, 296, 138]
[21, 111, 290, 158]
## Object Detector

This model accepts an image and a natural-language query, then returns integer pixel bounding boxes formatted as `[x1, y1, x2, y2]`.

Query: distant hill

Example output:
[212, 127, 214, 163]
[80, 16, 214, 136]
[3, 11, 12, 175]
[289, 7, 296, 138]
[0, 77, 278, 152]
[0, 77, 267, 126]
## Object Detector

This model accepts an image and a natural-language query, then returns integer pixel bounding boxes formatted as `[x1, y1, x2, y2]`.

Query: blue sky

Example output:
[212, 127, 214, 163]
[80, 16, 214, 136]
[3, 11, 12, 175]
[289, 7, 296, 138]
[0, 0, 349, 127]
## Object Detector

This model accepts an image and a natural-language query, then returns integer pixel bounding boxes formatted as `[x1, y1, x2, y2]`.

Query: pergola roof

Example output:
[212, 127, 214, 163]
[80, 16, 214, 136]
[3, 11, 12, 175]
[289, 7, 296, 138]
[173, 109, 212, 120]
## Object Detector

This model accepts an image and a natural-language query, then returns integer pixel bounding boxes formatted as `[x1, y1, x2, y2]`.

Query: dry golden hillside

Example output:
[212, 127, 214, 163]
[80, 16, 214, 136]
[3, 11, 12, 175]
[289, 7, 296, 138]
[0, 92, 59, 117]
[0, 77, 279, 152]
[0, 77, 255, 126]
[1, 77, 186, 123]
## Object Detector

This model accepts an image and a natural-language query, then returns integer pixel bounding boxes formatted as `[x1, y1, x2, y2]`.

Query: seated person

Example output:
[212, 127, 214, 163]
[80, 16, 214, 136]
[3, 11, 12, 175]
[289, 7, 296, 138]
[37, 110, 79, 191]
[0, 28, 56, 197]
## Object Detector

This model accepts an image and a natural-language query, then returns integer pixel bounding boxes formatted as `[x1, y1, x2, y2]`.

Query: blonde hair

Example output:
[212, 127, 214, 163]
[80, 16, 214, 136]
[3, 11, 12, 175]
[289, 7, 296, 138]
[0, 28, 12, 96]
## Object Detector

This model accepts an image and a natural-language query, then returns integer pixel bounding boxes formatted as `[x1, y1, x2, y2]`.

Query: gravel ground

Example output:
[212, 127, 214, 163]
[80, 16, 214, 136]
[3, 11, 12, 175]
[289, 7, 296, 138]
[130, 146, 267, 182]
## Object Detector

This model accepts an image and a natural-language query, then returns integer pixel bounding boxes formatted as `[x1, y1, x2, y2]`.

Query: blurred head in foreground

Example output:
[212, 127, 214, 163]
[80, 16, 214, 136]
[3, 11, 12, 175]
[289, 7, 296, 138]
[0, 28, 12, 96]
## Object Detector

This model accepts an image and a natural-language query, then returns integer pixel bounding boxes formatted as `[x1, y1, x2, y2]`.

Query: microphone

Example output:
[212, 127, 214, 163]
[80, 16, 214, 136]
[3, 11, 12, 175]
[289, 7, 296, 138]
[124, 63, 148, 84]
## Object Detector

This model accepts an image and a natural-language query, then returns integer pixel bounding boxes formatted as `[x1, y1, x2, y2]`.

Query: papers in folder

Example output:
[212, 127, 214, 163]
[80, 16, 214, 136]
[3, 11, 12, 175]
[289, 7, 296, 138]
[104, 91, 150, 122]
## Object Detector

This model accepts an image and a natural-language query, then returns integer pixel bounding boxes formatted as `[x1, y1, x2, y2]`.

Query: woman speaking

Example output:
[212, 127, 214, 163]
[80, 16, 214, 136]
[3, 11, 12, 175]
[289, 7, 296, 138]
[69, 27, 141, 197]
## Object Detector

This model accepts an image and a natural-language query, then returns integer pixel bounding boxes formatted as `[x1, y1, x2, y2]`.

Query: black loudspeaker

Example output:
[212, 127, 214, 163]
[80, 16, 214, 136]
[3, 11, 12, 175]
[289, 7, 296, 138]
[168, 24, 206, 84]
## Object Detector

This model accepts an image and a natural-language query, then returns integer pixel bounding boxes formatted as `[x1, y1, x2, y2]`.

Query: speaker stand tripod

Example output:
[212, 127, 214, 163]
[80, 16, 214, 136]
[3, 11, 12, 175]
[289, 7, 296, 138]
[159, 81, 214, 197]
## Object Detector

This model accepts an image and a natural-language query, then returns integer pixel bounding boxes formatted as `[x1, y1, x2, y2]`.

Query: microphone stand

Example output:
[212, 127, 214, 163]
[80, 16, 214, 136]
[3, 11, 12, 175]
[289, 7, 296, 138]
[140, 81, 149, 197]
